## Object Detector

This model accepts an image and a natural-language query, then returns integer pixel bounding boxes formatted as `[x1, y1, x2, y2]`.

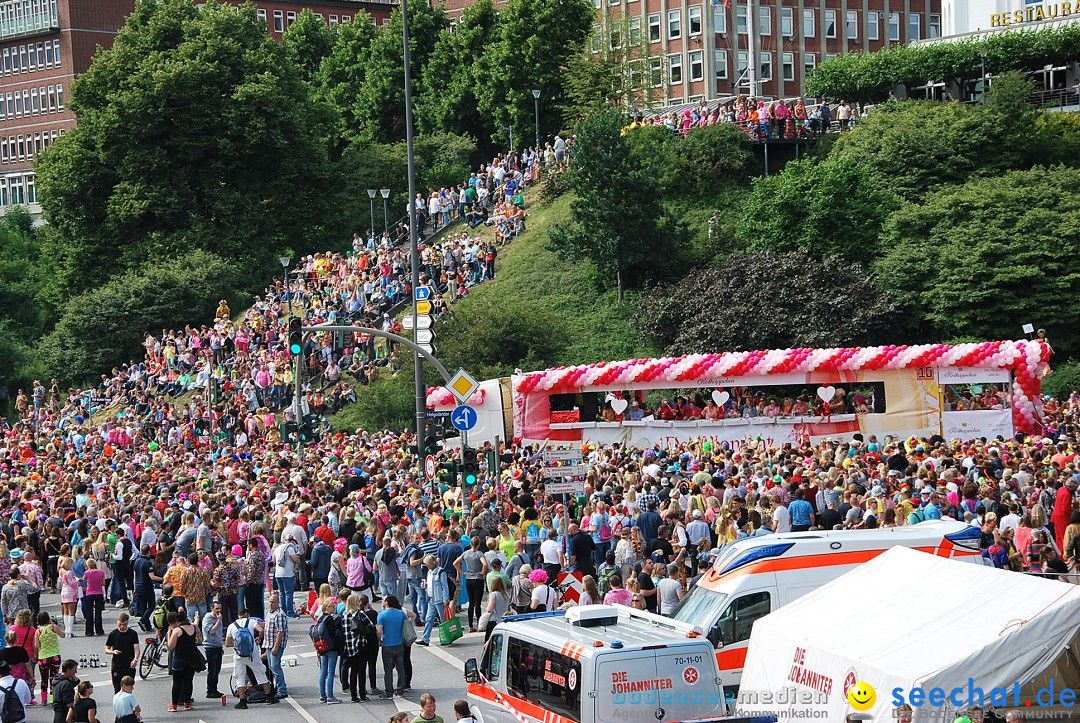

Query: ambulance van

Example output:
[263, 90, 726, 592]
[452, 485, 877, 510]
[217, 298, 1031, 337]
[668, 519, 986, 694]
[464, 605, 768, 723]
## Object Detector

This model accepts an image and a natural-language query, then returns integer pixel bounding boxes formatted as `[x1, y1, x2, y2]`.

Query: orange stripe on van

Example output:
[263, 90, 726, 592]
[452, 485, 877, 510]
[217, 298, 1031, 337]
[714, 646, 748, 671]
[700, 544, 980, 589]
[561, 641, 586, 660]
[469, 682, 577, 723]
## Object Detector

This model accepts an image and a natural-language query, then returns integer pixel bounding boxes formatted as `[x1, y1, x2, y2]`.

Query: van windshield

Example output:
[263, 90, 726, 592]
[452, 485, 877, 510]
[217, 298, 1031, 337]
[671, 586, 727, 627]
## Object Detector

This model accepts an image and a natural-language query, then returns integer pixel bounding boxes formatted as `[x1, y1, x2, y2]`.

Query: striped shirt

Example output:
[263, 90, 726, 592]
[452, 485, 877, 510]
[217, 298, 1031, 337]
[263, 607, 289, 651]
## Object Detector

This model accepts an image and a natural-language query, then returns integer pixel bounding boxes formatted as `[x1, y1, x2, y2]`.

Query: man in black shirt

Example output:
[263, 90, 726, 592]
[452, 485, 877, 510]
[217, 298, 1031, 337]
[644, 526, 674, 565]
[105, 613, 140, 693]
[816, 500, 843, 530]
[636, 560, 658, 614]
[569, 524, 597, 579]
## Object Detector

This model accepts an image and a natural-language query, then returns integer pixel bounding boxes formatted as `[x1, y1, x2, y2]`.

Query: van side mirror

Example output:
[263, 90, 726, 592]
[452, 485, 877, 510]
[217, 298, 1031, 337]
[464, 658, 479, 683]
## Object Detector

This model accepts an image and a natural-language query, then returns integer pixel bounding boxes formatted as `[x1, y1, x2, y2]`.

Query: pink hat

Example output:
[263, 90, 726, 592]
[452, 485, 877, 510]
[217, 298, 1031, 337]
[230, 545, 243, 556]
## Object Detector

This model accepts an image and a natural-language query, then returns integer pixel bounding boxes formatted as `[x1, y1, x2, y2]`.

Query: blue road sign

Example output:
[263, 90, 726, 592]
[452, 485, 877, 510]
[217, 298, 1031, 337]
[451, 405, 477, 432]
[415, 286, 431, 301]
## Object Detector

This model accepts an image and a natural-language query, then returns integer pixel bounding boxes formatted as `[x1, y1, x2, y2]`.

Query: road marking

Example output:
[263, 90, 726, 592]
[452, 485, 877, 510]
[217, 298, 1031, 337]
[394, 696, 419, 715]
[285, 693, 321, 723]
[419, 641, 467, 671]
[297, 651, 317, 658]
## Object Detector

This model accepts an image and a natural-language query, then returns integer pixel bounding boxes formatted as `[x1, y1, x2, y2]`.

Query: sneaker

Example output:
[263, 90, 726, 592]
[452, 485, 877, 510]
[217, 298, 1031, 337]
[115, 601, 126, 609]
[206, 692, 225, 699]
[234, 700, 248, 710]
[267, 695, 280, 705]
[320, 697, 327, 704]
[184, 703, 194, 711]
[416, 640, 429, 646]
[168, 704, 178, 712]
[394, 689, 405, 697]
[379, 693, 392, 700]
[326, 698, 342, 705]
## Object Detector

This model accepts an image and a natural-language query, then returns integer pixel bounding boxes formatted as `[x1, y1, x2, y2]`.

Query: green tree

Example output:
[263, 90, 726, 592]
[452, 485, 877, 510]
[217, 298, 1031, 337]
[738, 158, 900, 263]
[875, 166, 1080, 357]
[639, 252, 903, 354]
[547, 109, 680, 302]
[40, 250, 243, 384]
[316, 12, 379, 148]
[475, 0, 594, 148]
[351, 2, 448, 143]
[416, 0, 498, 143]
[561, 19, 664, 121]
[283, 8, 335, 85]
[36, 0, 334, 295]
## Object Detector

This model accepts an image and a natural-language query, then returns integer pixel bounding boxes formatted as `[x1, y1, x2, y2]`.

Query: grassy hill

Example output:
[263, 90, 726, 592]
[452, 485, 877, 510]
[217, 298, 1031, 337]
[331, 188, 662, 434]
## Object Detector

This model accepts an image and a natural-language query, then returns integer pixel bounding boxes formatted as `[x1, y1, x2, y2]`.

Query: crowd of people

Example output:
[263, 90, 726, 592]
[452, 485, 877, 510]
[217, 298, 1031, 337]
[624, 96, 868, 140]
[2, 365, 1080, 720]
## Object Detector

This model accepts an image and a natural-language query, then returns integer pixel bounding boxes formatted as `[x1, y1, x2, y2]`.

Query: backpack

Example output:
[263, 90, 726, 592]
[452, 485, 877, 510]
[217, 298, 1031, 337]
[598, 566, 618, 596]
[308, 616, 333, 655]
[233, 619, 256, 658]
[598, 513, 612, 542]
[152, 596, 173, 631]
[1, 681, 23, 723]
[525, 522, 541, 545]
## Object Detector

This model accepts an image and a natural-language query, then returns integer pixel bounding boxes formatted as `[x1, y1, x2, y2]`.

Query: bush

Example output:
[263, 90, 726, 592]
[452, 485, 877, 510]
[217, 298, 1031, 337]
[40, 250, 243, 383]
[639, 251, 904, 354]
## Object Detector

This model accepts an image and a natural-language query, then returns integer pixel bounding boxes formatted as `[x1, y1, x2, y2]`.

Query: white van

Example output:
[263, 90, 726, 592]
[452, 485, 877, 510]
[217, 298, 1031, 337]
[669, 520, 986, 693]
[464, 605, 765, 723]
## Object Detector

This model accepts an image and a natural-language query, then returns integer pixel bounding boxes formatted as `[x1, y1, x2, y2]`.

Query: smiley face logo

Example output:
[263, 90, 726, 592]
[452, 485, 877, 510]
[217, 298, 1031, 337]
[847, 681, 876, 711]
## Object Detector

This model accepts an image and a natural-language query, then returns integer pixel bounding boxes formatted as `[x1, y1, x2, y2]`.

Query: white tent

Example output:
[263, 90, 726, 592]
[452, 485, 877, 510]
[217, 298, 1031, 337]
[737, 546, 1080, 722]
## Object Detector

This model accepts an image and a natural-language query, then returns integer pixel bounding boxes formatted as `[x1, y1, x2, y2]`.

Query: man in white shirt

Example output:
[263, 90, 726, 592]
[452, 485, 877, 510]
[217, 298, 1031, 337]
[772, 500, 792, 533]
[538, 530, 563, 587]
[0, 660, 31, 723]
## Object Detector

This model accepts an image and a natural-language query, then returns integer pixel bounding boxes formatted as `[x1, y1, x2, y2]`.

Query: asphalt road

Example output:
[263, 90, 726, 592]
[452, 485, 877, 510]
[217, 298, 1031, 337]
[35, 591, 487, 723]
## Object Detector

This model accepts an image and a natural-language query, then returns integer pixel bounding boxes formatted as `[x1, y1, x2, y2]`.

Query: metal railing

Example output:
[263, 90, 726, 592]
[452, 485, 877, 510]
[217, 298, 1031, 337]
[0, 10, 59, 40]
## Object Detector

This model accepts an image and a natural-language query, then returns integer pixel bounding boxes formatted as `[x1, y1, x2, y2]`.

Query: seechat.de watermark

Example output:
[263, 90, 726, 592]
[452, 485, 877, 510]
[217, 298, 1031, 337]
[890, 679, 1076, 710]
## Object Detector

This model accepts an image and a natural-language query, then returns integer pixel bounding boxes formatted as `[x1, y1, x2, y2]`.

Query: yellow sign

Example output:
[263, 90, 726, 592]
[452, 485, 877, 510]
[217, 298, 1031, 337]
[448, 368, 479, 403]
[416, 300, 432, 315]
[991, 2, 1078, 26]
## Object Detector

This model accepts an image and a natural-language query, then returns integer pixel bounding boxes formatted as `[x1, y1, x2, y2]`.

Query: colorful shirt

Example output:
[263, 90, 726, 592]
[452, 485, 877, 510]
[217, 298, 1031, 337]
[212, 559, 242, 595]
[184, 563, 213, 604]
[164, 564, 189, 600]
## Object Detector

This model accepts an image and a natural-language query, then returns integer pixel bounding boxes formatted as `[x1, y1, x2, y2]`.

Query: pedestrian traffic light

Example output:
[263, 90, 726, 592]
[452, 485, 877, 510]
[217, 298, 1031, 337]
[462, 447, 479, 485]
[288, 316, 303, 356]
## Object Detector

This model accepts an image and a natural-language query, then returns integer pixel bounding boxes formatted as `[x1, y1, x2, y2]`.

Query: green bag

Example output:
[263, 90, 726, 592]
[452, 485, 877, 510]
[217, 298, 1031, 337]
[438, 615, 463, 645]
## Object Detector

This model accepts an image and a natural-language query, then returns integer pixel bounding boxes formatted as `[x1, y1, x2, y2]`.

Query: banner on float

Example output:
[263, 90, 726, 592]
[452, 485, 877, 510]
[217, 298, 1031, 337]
[937, 367, 1011, 385]
[942, 410, 1014, 441]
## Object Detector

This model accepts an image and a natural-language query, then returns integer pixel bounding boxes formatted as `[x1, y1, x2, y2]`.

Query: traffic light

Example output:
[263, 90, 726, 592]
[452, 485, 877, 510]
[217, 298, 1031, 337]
[425, 435, 439, 455]
[288, 316, 303, 356]
[437, 461, 457, 486]
[462, 447, 479, 486]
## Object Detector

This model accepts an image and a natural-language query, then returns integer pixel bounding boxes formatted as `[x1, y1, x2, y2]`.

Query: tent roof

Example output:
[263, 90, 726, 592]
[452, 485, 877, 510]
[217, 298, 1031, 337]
[748, 546, 1080, 683]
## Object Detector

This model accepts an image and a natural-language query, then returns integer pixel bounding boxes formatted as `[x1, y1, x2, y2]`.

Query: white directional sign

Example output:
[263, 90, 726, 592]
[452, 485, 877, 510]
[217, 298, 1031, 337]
[419, 343, 436, 354]
[402, 315, 433, 330]
[416, 329, 435, 345]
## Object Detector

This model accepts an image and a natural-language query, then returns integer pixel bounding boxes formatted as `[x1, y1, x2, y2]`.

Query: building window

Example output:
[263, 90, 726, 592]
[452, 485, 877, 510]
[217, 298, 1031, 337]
[715, 49, 727, 79]
[589, 24, 601, 53]
[25, 174, 33, 204]
[803, 9, 815, 37]
[19, 45, 26, 71]
[341, 15, 350, 23]
[649, 56, 663, 86]
[758, 6, 770, 35]
[286, 11, 296, 27]
[35, 42, 42, 67]
[689, 50, 703, 81]
[329, 14, 337, 28]
[5, 93, 12, 118]
[628, 59, 644, 87]
[782, 51, 794, 81]
[17, 136, 24, 161]
[929, 13, 941, 37]
[609, 24, 621, 50]
[648, 13, 660, 42]
[736, 51, 747, 83]
[735, 4, 746, 34]
[27, 42, 34, 70]
[55, 83, 62, 109]
[46, 85, 54, 111]
[33, 131, 40, 154]
[669, 53, 682, 83]
[868, 11, 879, 40]
[888, 12, 900, 41]
[3, 49, 9, 75]
[629, 17, 641, 45]
[667, 9, 680, 39]
[846, 10, 858, 39]
[908, 13, 920, 40]
[781, 8, 793, 37]
[256, 8, 266, 27]
[759, 52, 772, 81]
[713, 5, 726, 33]
[30, 88, 37, 114]
[10, 176, 22, 205]
[824, 10, 836, 38]
[689, 5, 702, 35]
[52, 39, 59, 67]
[14, 93, 20, 118]
[804, 52, 817, 77]
[1, 139, 6, 163]
[273, 10, 284, 32]
[608, 0, 620, 7]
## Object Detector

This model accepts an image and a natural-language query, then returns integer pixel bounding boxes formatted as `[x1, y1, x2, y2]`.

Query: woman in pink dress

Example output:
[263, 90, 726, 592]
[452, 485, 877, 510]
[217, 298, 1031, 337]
[59, 557, 80, 637]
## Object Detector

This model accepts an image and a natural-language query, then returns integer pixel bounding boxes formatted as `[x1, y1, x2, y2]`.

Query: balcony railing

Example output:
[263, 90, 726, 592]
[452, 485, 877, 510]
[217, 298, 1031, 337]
[0, 11, 59, 41]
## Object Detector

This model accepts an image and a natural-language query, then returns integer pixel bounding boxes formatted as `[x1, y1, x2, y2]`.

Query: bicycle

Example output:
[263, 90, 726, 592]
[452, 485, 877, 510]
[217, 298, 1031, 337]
[138, 632, 169, 679]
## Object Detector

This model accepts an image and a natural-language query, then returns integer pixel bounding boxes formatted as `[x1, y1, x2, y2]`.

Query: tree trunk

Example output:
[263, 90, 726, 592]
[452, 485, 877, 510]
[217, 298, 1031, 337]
[616, 269, 623, 304]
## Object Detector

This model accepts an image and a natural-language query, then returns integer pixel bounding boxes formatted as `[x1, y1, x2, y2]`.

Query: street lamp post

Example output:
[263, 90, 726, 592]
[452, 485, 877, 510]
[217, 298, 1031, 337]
[280, 255, 301, 454]
[531, 89, 541, 152]
[401, 0, 426, 467]
[367, 189, 377, 234]
[279, 256, 293, 319]
[979, 45, 989, 103]
[503, 125, 513, 151]
[380, 188, 390, 236]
